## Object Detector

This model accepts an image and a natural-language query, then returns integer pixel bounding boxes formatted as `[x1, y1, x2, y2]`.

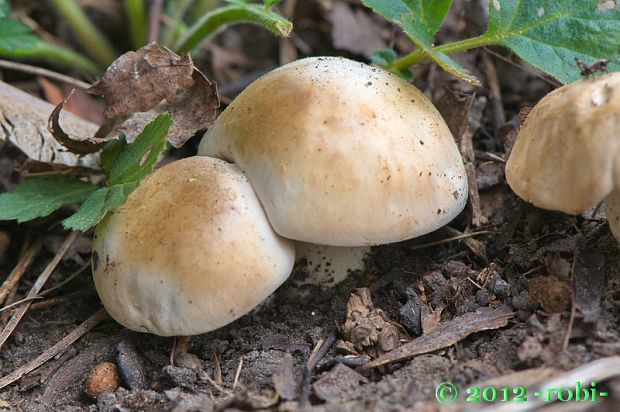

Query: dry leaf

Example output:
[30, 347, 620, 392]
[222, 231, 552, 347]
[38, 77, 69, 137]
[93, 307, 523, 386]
[48, 91, 110, 154]
[89, 43, 195, 119]
[0, 81, 99, 168]
[90, 43, 220, 148]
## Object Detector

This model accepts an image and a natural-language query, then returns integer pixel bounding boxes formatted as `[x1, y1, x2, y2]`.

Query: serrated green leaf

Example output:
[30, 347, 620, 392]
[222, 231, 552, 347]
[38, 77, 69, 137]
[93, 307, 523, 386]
[485, 0, 620, 83]
[0, 177, 97, 223]
[62, 182, 138, 231]
[108, 114, 173, 186]
[0, 18, 38, 52]
[101, 138, 127, 176]
[362, 0, 480, 85]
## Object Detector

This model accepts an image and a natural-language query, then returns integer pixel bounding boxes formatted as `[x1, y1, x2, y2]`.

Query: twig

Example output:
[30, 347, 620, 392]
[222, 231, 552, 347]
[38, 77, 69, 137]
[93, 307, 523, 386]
[0, 239, 44, 306]
[0, 59, 91, 90]
[147, 0, 165, 44]
[0, 296, 43, 313]
[562, 248, 579, 351]
[41, 262, 90, 296]
[299, 332, 337, 410]
[409, 230, 490, 251]
[232, 356, 243, 391]
[0, 232, 79, 351]
[481, 51, 506, 134]
[0, 308, 107, 390]
[211, 348, 223, 385]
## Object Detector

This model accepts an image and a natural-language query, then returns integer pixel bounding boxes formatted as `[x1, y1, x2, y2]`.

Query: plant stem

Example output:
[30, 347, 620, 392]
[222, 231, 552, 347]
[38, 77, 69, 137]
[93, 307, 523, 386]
[162, 0, 195, 47]
[0, 40, 99, 75]
[123, 0, 147, 49]
[389, 33, 496, 72]
[175, 5, 292, 53]
[49, 0, 117, 67]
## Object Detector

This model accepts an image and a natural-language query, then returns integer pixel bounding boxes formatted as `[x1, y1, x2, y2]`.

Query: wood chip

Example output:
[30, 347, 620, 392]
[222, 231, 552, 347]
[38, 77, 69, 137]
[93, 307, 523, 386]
[362, 306, 513, 369]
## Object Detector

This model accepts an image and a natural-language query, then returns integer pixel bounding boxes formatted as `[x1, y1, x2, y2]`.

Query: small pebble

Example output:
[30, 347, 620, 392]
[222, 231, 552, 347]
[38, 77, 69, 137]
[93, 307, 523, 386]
[85, 362, 120, 400]
[116, 340, 148, 390]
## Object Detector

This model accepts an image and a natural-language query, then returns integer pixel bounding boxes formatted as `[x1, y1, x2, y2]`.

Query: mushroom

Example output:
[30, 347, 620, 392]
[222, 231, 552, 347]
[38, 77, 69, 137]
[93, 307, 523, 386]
[505, 72, 620, 240]
[198, 57, 468, 284]
[92, 156, 295, 336]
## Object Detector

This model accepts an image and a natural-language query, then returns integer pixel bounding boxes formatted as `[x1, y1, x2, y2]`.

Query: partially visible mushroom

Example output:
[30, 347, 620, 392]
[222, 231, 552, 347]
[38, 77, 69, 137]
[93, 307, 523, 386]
[199, 57, 468, 285]
[92, 156, 295, 336]
[505, 72, 620, 240]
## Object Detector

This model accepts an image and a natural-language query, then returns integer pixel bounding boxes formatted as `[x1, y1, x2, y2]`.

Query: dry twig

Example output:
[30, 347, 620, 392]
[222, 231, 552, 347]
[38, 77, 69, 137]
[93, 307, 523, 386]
[0, 308, 107, 390]
[0, 59, 91, 89]
[0, 232, 79, 351]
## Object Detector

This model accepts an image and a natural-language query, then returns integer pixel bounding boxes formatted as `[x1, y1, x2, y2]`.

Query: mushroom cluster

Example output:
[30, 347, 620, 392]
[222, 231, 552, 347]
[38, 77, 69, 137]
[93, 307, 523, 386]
[93, 57, 468, 336]
[506, 72, 620, 239]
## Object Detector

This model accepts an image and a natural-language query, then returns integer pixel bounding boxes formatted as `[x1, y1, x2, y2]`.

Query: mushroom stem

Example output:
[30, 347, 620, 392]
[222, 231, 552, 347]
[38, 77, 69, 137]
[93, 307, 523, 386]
[294, 242, 369, 287]
[604, 189, 620, 241]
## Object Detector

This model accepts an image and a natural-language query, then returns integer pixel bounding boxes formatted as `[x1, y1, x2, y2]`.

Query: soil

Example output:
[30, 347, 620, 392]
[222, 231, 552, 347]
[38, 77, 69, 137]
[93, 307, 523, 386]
[1, 1, 620, 411]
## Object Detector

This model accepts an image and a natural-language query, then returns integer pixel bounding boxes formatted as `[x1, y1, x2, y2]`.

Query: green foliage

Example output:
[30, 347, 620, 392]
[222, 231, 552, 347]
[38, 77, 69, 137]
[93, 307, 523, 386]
[362, 0, 479, 85]
[364, 0, 620, 84]
[107, 114, 173, 186]
[0, 0, 97, 73]
[0, 114, 173, 232]
[485, 0, 620, 83]
[176, 2, 293, 52]
[0, 177, 97, 223]
[264, 0, 283, 9]
[62, 183, 137, 231]
[371, 49, 414, 81]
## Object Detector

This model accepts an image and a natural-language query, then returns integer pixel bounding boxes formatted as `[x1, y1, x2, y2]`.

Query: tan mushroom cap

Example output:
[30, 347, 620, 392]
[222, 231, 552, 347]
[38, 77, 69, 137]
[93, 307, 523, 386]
[92, 156, 295, 336]
[199, 57, 468, 247]
[506, 72, 620, 215]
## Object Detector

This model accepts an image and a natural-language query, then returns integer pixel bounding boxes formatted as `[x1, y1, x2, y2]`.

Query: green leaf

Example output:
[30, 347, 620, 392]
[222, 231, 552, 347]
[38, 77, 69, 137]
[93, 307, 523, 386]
[176, 3, 292, 53]
[108, 114, 173, 186]
[484, 0, 620, 83]
[371, 48, 414, 81]
[0, 177, 97, 223]
[362, 0, 480, 85]
[62, 183, 138, 231]
[0, 18, 38, 52]
[264, 0, 283, 9]
[100, 138, 127, 176]
[0, 0, 11, 18]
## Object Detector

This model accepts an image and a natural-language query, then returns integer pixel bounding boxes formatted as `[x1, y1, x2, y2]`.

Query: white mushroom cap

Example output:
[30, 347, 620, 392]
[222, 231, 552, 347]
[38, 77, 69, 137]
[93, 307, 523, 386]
[92, 156, 295, 336]
[198, 57, 468, 247]
[506, 72, 620, 215]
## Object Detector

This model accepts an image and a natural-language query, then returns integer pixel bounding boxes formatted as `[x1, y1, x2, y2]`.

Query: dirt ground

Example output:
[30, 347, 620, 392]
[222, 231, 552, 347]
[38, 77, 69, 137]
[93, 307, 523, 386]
[1, 1, 620, 411]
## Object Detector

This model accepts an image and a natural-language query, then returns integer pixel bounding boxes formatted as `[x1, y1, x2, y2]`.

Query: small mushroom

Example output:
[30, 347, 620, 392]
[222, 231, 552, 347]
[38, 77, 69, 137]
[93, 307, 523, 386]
[92, 156, 295, 336]
[199, 57, 468, 284]
[505, 72, 620, 240]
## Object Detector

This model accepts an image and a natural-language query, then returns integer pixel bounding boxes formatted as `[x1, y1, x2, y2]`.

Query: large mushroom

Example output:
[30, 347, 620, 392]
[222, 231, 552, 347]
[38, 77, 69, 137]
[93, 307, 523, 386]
[505, 72, 620, 240]
[199, 57, 468, 284]
[92, 156, 295, 336]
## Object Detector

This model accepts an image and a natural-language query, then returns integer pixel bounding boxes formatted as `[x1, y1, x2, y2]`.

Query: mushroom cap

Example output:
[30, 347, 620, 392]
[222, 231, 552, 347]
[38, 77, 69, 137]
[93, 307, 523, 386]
[506, 72, 620, 214]
[92, 156, 295, 336]
[198, 57, 468, 246]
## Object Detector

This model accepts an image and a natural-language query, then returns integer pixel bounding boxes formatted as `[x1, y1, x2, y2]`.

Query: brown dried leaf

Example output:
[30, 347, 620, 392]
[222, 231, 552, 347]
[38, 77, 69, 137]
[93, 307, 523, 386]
[102, 69, 219, 148]
[48, 91, 109, 155]
[89, 43, 195, 119]
[362, 306, 513, 369]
